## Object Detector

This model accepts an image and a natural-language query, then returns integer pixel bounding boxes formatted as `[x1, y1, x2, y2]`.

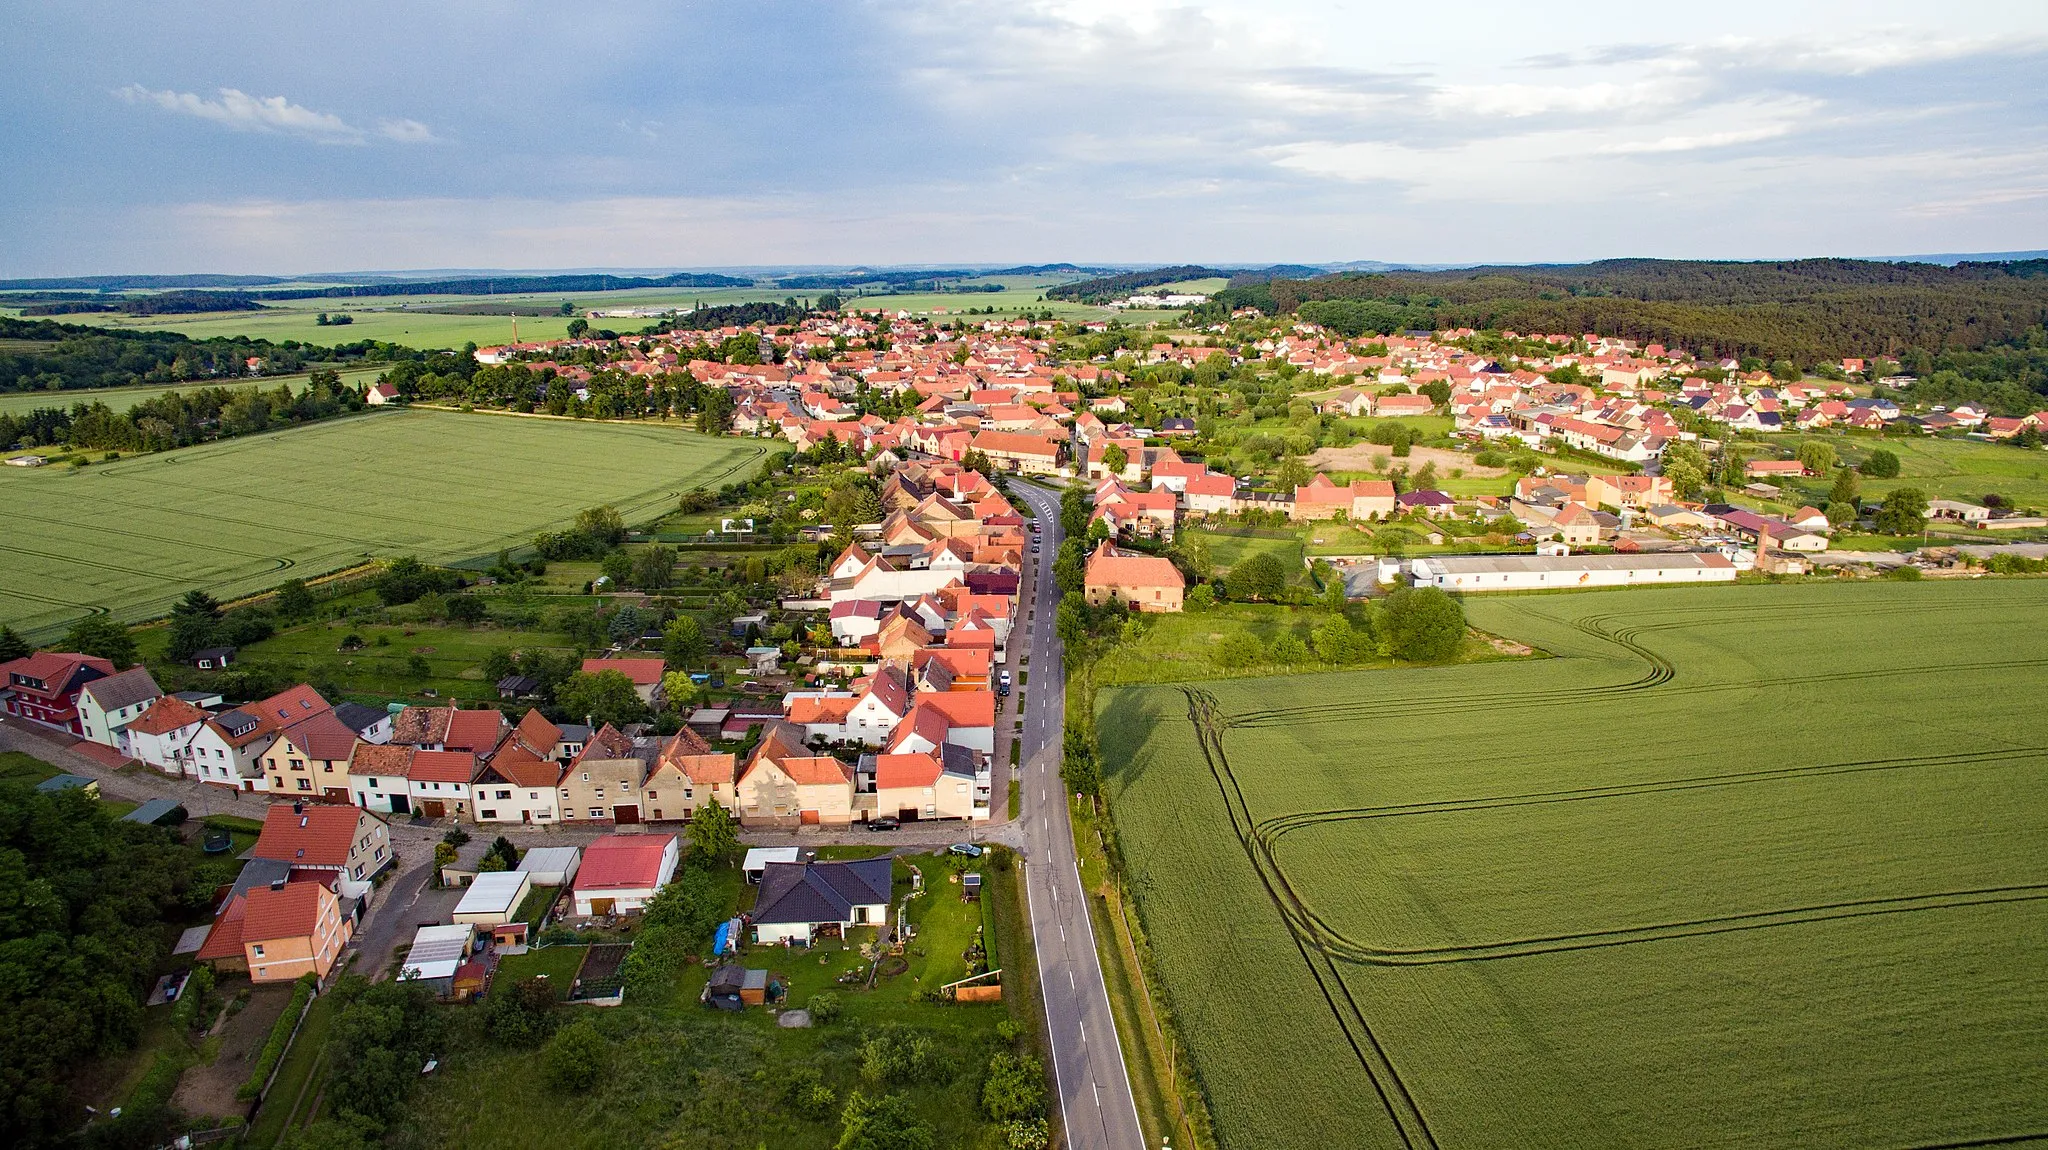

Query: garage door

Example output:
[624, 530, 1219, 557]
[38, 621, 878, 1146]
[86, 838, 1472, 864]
[615, 804, 640, 825]
[800, 809, 820, 825]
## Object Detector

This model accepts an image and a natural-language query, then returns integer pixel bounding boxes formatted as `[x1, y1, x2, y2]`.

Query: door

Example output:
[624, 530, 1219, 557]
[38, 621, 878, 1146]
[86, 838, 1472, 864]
[389, 794, 409, 815]
[615, 804, 640, 825]
[323, 787, 348, 802]
[590, 898, 615, 916]
[898, 808, 918, 823]
[422, 800, 446, 819]
[800, 809, 820, 825]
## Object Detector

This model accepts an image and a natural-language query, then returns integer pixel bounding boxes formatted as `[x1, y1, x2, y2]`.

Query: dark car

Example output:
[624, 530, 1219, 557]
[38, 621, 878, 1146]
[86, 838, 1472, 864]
[948, 843, 984, 858]
[867, 817, 900, 832]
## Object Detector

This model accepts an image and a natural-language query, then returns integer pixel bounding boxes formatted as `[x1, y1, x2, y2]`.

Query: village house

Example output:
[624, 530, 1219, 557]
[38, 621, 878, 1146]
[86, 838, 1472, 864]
[73, 666, 163, 752]
[196, 879, 352, 984]
[572, 832, 679, 916]
[557, 724, 659, 825]
[260, 711, 361, 801]
[0, 651, 115, 736]
[250, 801, 393, 898]
[126, 694, 212, 776]
[750, 858, 894, 945]
[735, 722, 855, 827]
[1083, 542, 1186, 613]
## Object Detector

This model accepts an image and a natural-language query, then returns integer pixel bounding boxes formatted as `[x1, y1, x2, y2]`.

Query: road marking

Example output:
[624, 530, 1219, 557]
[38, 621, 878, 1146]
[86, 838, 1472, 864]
[1068, 969, 1076, 989]
[1060, 923, 1067, 942]
[1093, 1081, 1101, 1107]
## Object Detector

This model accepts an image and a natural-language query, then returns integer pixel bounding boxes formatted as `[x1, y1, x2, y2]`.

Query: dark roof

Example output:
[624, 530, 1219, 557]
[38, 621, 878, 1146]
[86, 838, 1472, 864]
[752, 859, 893, 927]
[193, 646, 236, 660]
[965, 570, 1020, 596]
[708, 964, 747, 992]
[82, 666, 162, 712]
[333, 702, 388, 735]
[35, 773, 94, 793]
[121, 798, 184, 825]
[939, 743, 979, 779]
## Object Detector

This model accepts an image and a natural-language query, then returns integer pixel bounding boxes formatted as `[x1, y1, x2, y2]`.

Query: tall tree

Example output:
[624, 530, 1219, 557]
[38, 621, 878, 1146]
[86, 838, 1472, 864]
[62, 615, 135, 667]
[687, 798, 741, 868]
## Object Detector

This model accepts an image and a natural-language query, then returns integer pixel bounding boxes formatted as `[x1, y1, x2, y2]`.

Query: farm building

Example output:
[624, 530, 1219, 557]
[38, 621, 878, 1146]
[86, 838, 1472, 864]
[1410, 552, 1739, 592]
[572, 833, 679, 916]
[452, 870, 531, 927]
[751, 858, 894, 945]
[517, 845, 582, 886]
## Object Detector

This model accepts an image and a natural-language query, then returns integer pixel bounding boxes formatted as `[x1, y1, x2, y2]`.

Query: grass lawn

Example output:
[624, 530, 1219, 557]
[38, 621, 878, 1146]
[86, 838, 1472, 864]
[0, 406, 764, 640]
[1088, 601, 1517, 688]
[1774, 435, 2048, 509]
[0, 750, 61, 784]
[1187, 527, 1305, 580]
[225, 619, 577, 706]
[1098, 580, 2048, 1150]
[512, 885, 562, 931]
[496, 944, 587, 996]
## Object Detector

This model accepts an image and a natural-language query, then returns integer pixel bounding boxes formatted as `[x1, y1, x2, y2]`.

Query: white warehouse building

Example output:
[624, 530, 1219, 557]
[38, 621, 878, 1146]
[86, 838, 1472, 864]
[1410, 552, 1739, 592]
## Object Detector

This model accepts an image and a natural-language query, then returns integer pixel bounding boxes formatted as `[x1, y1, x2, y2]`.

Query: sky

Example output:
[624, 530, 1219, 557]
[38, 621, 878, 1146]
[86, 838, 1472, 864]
[4, 0, 2047, 275]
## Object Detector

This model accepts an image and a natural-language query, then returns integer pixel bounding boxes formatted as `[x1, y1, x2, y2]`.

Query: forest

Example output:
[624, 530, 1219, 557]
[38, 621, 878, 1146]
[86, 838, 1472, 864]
[0, 369, 368, 451]
[1206, 258, 2048, 365]
[0, 316, 383, 394]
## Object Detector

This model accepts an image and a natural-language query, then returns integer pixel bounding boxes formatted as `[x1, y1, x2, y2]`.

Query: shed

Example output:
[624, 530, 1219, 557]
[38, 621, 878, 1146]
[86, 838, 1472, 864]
[35, 774, 99, 798]
[686, 707, 729, 736]
[742, 846, 802, 884]
[453, 870, 532, 927]
[740, 968, 768, 1006]
[516, 846, 582, 887]
[962, 873, 983, 901]
[745, 647, 783, 674]
[121, 798, 186, 826]
[705, 964, 746, 1011]
[399, 924, 474, 993]
[192, 647, 236, 671]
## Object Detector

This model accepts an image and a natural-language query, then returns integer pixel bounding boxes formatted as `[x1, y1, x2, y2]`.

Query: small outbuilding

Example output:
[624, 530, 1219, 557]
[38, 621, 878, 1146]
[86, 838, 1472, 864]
[516, 845, 582, 887]
[572, 833, 679, 917]
[398, 924, 475, 994]
[742, 846, 802, 884]
[705, 964, 747, 1010]
[452, 870, 532, 927]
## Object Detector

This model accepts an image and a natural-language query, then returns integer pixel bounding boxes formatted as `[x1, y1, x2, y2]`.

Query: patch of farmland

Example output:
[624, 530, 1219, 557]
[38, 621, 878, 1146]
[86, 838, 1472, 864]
[0, 408, 762, 639]
[1098, 581, 2048, 1150]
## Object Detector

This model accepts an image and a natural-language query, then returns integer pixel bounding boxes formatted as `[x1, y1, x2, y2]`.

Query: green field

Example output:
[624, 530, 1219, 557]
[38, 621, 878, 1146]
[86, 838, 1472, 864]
[12, 273, 1112, 349]
[0, 408, 763, 639]
[0, 368, 385, 418]
[1097, 581, 2048, 1150]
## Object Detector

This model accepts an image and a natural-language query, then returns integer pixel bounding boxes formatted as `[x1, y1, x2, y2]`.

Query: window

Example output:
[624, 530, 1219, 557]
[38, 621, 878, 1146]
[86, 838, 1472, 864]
[589, 807, 603, 818]
[252, 944, 266, 958]
[594, 787, 605, 799]
[296, 778, 312, 792]
[496, 789, 510, 799]
[647, 790, 658, 800]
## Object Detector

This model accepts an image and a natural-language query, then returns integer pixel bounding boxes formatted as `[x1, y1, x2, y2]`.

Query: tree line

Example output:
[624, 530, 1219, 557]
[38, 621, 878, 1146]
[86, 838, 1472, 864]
[0, 369, 368, 452]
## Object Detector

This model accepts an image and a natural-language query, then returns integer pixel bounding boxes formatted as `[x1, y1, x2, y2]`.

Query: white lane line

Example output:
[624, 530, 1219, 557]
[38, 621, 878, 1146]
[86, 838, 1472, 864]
[1093, 1081, 1101, 1107]
[1060, 923, 1066, 943]
[1068, 970, 1076, 989]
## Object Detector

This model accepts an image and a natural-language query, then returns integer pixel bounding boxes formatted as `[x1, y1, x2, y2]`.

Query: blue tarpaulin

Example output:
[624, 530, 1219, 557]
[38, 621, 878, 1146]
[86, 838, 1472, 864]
[713, 919, 735, 955]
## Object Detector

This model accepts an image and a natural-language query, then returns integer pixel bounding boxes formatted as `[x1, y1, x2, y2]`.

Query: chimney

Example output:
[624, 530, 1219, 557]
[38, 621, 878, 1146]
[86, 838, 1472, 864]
[293, 799, 304, 815]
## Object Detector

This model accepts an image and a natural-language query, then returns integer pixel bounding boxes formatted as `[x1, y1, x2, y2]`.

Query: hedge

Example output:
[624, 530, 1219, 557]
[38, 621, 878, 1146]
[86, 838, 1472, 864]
[236, 975, 317, 1102]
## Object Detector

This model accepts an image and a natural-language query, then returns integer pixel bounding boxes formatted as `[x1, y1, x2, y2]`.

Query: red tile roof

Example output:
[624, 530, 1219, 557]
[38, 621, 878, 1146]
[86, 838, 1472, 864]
[874, 752, 942, 789]
[406, 750, 477, 784]
[575, 834, 677, 890]
[127, 694, 209, 736]
[445, 708, 507, 753]
[242, 882, 328, 941]
[581, 657, 664, 686]
[252, 804, 370, 868]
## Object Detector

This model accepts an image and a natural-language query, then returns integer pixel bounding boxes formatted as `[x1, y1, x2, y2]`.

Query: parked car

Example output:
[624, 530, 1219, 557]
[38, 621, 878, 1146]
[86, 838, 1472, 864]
[997, 669, 1012, 696]
[867, 817, 900, 832]
[948, 843, 984, 858]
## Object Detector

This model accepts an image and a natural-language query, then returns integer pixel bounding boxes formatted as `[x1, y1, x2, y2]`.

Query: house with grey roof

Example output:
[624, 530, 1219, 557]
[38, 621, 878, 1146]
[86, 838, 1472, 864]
[750, 858, 894, 945]
[76, 665, 162, 752]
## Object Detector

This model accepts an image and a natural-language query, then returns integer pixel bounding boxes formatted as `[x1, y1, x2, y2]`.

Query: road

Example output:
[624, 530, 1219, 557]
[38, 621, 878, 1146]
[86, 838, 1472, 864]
[1010, 481, 1147, 1150]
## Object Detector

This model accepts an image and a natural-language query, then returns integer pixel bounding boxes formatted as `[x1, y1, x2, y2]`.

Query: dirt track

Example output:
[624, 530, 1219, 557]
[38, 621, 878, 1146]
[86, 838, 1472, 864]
[1307, 443, 1507, 477]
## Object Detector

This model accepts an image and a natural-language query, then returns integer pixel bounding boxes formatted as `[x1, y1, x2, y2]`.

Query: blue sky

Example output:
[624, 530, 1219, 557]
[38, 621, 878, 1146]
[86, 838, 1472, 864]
[5, 0, 2047, 274]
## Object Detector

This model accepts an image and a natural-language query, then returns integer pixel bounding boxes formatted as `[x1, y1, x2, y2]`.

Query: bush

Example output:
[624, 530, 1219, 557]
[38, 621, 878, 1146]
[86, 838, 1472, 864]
[859, 1027, 937, 1085]
[483, 976, 558, 1046]
[808, 991, 843, 1025]
[1858, 448, 1901, 478]
[542, 1021, 607, 1091]
[981, 1052, 1046, 1123]
[237, 975, 316, 1101]
[1385, 586, 1465, 662]
[787, 1065, 838, 1120]
[1211, 632, 1265, 669]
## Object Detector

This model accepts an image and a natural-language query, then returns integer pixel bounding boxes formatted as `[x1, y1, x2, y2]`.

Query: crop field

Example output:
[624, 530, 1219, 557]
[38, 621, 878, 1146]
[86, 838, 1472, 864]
[0, 367, 384, 418]
[1097, 581, 2048, 1150]
[19, 273, 1110, 349]
[0, 408, 763, 639]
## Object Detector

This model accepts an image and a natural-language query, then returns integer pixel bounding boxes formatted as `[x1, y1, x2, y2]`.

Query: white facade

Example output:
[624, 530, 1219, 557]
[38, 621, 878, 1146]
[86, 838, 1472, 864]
[130, 721, 203, 777]
[1411, 553, 1739, 592]
[347, 771, 411, 814]
[184, 726, 270, 790]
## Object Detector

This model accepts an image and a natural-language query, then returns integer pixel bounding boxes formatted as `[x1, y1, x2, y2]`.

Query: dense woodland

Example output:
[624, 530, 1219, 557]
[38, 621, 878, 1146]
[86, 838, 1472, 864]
[0, 369, 369, 452]
[0, 782, 233, 1148]
[1203, 258, 2048, 365]
[21, 291, 266, 317]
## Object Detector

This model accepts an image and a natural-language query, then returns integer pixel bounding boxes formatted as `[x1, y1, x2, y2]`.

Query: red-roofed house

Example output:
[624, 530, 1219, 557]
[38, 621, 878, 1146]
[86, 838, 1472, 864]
[127, 694, 211, 776]
[1083, 543, 1185, 613]
[573, 833, 679, 916]
[227, 882, 350, 983]
[252, 802, 392, 896]
[736, 725, 855, 827]
[872, 751, 981, 822]
[581, 658, 668, 708]
[260, 712, 361, 801]
[0, 652, 115, 735]
[406, 750, 478, 819]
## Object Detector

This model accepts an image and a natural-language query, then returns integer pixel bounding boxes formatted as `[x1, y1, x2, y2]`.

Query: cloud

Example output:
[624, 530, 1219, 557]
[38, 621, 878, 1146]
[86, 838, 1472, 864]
[376, 118, 438, 144]
[115, 84, 437, 146]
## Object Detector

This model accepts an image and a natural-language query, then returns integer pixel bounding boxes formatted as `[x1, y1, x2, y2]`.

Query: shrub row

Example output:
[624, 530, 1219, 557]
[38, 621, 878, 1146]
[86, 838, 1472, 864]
[236, 974, 317, 1101]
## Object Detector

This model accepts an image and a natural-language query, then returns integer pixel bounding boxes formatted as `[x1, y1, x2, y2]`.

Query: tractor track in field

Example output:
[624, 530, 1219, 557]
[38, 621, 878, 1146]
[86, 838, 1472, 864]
[1182, 686, 1440, 1150]
[1169, 597, 2048, 1145]
[1226, 598, 1998, 730]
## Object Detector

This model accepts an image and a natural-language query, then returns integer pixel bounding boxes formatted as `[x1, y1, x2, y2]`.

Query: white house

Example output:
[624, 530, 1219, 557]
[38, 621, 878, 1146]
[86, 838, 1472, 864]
[125, 695, 210, 776]
[346, 743, 416, 814]
[74, 667, 162, 751]
[404, 750, 476, 820]
[750, 858, 894, 945]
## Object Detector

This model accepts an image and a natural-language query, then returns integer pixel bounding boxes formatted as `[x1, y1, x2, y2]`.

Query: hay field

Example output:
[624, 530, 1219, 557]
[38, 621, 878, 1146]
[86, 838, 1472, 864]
[1098, 581, 2048, 1150]
[0, 408, 762, 639]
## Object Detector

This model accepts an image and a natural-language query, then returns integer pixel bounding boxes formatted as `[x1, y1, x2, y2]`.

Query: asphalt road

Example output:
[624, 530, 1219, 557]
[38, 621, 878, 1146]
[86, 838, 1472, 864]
[1010, 481, 1147, 1150]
